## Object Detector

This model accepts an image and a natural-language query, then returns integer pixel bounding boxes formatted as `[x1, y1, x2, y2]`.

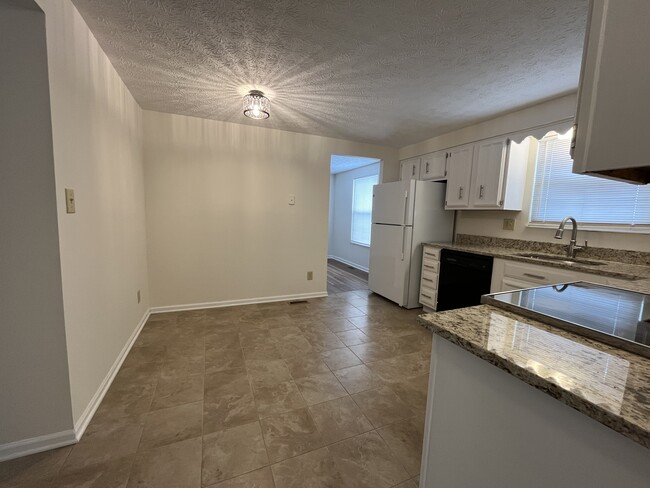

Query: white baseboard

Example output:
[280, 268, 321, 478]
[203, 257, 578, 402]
[72, 308, 151, 440]
[328, 255, 369, 273]
[150, 291, 328, 314]
[0, 430, 77, 462]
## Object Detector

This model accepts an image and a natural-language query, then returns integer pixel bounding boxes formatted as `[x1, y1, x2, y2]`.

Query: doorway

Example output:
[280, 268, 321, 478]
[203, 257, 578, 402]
[327, 154, 382, 295]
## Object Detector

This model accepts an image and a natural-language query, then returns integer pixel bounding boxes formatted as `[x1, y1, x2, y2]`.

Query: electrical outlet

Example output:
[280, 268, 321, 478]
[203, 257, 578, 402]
[307, 271, 313, 281]
[137, 289, 141, 303]
[502, 218, 515, 231]
[65, 188, 76, 213]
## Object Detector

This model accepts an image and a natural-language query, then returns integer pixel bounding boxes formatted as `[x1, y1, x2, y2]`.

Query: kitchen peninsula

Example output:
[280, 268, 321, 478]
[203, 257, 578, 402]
[417, 238, 650, 487]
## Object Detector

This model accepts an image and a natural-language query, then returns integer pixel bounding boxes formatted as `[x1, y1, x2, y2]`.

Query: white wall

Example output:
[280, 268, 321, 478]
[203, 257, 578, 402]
[398, 93, 650, 252]
[143, 111, 397, 308]
[0, 1, 74, 448]
[328, 163, 381, 271]
[36, 0, 151, 427]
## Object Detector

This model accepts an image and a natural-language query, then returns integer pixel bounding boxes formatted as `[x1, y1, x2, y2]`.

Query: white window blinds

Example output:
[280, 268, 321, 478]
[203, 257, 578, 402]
[530, 134, 650, 229]
[351, 174, 378, 246]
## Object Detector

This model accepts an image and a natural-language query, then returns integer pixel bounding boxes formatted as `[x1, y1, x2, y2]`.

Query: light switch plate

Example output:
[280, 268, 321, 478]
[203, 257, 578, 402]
[288, 194, 296, 205]
[65, 188, 76, 214]
[502, 218, 515, 231]
[307, 271, 313, 280]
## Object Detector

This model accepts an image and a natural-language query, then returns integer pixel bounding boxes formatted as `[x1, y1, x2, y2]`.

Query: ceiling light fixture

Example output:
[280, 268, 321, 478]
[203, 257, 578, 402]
[243, 90, 270, 120]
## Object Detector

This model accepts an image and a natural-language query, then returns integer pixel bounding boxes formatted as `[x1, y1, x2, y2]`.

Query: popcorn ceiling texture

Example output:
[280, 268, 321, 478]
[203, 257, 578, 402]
[70, 0, 588, 146]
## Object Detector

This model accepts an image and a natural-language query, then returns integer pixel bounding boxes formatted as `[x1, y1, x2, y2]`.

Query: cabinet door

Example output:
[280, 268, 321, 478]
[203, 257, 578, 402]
[445, 146, 474, 209]
[572, 0, 650, 183]
[420, 151, 447, 180]
[470, 138, 508, 208]
[400, 158, 421, 181]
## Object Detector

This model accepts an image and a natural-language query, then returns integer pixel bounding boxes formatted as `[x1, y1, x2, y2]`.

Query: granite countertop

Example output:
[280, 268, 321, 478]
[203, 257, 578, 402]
[423, 241, 650, 282]
[418, 305, 650, 449]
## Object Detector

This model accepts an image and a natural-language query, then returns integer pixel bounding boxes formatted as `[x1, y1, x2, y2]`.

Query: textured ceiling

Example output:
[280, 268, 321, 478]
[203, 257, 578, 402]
[70, 0, 589, 147]
[330, 155, 380, 174]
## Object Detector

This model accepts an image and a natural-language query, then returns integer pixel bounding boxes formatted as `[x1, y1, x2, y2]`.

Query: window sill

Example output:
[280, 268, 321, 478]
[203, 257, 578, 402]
[351, 241, 370, 248]
[527, 222, 650, 235]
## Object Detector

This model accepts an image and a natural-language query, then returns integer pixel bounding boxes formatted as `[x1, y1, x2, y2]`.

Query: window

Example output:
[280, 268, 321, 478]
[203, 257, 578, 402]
[351, 174, 378, 246]
[530, 132, 650, 231]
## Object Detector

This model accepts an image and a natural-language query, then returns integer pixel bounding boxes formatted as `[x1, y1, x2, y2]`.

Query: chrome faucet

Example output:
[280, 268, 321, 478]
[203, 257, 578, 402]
[554, 216, 587, 258]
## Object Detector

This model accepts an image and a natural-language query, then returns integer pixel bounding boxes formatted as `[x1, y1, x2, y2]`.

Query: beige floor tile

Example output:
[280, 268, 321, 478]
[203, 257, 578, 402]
[246, 359, 292, 388]
[204, 372, 257, 434]
[202, 422, 269, 485]
[394, 480, 418, 488]
[321, 318, 357, 333]
[242, 343, 282, 361]
[151, 374, 203, 410]
[0, 446, 71, 487]
[275, 335, 315, 358]
[385, 374, 429, 415]
[320, 348, 361, 370]
[334, 329, 371, 347]
[294, 372, 348, 405]
[283, 354, 330, 380]
[127, 437, 201, 488]
[348, 342, 394, 363]
[304, 332, 347, 353]
[205, 467, 275, 487]
[332, 364, 384, 395]
[204, 332, 240, 351]
[205, 349, 245, 375]
[328, 431, 410, 488]
[139, 401, 203, 450]
[61, 419, 143, 474]
[260, 408, 324, 463]
[54, 456, 133, 488]
[90, 383, 156, 427]
[253, 380, 307, 418]
[308, 396, 373, 444]
[160, 355, 204, 380]
[376, 416, 424, 477]
[351, 386, 414, 428]
[111, 362, 161, 390]
[268, 326, 303, 341]
[271, 447, 345, 488]
[239, 330, 272, 348]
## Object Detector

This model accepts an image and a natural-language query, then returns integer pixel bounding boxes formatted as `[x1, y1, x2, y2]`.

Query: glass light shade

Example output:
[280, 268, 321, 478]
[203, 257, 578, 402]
[243, 90, 270, 119]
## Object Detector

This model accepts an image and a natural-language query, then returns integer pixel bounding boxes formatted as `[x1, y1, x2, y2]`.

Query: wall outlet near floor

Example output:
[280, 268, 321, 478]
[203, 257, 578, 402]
[137, 289, 141, 303]
[502, 218, 515, 231]
[307, 271, 313, 281]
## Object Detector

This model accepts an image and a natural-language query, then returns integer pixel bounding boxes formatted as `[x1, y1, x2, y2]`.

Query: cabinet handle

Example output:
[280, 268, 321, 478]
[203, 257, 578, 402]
[423, 264, 436, 269]
[479, 185, 485, 198]
[421, 293, 433, 300]
[426, 162, 430, 173]
[412, 165, 415, 176]
[424, 252, 437, 258]
[523, 273, 546, 280]
[458, 186, 463, 199]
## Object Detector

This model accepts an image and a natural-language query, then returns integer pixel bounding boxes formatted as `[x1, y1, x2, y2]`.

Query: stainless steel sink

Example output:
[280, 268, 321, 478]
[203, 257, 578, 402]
[514, 253, 607, 266]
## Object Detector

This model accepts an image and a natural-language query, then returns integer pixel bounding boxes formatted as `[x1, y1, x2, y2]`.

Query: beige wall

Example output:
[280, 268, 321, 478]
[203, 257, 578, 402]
[37, 0, 150, 425]
[398, 93, 650, 252]
[0, 2, 74, 447]
[144, 111, 397, 308]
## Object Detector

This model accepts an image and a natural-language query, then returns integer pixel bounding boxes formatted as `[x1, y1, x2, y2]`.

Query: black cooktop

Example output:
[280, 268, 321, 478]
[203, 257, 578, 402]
[483, 282, 650, 358]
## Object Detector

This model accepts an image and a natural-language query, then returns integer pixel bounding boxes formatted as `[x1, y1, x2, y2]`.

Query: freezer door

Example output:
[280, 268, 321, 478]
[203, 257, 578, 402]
[368, 224, 413, 307]
[372, 180, 415, 225]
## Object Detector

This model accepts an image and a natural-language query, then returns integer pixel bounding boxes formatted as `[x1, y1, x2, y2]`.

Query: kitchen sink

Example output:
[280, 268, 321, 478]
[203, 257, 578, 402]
[514, 253, 607, 266]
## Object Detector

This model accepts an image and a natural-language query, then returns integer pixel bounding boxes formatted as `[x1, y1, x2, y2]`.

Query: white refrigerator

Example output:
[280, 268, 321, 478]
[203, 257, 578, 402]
[368, 179, 454, 308]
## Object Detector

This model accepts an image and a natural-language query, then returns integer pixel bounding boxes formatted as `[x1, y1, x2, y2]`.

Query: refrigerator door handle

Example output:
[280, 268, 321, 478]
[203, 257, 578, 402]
[402, 191, 409, 225]
[401, 226, 406, 261]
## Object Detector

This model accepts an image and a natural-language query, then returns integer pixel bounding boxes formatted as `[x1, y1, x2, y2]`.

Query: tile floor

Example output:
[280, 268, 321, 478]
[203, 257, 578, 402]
[0, 289, 430, 488]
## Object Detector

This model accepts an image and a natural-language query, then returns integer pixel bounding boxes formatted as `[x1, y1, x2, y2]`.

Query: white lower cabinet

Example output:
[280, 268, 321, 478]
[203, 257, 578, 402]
[420, 246, 441, 311]
[490, 258, 610, 293]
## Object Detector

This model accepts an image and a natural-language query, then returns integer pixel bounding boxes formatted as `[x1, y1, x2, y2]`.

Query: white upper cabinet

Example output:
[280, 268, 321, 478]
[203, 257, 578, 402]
[572, 0, 650, 184]
[399, 157, 421, 181]
[444, 138, 529, 211]
[470, 138, 508, 208]
[444, 145, 474, 209]
[419, 151, 447, 180]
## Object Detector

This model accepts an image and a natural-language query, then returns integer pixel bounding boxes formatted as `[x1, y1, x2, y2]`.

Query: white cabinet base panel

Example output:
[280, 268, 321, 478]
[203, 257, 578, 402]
[420, 336, 650, 487]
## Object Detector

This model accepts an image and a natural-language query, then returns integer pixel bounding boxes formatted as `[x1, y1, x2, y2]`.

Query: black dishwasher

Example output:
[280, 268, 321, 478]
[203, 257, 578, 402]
[437, 249, 494, 312]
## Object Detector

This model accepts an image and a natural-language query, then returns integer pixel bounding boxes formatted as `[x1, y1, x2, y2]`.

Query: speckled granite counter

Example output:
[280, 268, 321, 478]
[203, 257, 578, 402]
[418, 305, 650, 449]
[423, 241, 650, 282]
